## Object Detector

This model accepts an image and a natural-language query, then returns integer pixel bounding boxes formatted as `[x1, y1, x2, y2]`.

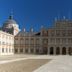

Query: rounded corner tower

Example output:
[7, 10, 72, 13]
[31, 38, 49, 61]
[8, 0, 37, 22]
[2, 14, 20, 36]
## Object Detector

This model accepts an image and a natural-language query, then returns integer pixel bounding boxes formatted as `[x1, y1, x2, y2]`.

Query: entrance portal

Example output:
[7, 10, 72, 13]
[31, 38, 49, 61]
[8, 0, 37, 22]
[50, 47, 54, 55]
[62, 47, 66, 55]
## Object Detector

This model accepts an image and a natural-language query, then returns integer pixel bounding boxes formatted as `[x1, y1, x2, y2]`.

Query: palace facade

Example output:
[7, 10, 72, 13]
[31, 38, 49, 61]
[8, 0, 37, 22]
[48, 19, 72, 55]
[14, 19, 72, 55]
[0, 14, 72, 55]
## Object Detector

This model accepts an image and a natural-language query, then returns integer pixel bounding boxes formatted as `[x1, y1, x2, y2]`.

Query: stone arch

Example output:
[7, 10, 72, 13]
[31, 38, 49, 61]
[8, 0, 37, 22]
[56, 47, 60, 55]
[62, 47, 66, 55]
[50, 47, 54, 55]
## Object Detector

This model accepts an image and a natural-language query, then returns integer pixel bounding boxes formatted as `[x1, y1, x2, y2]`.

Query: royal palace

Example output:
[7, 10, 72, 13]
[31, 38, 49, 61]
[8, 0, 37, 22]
[0, 14, 72, 55]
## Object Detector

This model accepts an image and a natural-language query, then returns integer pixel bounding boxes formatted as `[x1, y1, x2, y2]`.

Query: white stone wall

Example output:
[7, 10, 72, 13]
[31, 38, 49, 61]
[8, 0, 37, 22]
[13, 24, 20, 36]
[0, 31, 14, 55]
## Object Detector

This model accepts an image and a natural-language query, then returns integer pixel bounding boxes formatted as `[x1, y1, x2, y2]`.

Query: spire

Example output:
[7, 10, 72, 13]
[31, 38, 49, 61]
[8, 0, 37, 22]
[30, 28, 33, 32]
[24, 28, 26, 32]
[30, 24, 34, 32]
[9, 10, 13, 19]
[41, 25, 44, 30]
[41, 25, 43, 28]
[55, 17, 57, 21]
[63, 16, 66, 19]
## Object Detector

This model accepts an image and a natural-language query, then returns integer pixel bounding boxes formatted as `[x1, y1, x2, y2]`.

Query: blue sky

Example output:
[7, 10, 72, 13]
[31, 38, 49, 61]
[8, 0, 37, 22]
[0, 0, 72, 31]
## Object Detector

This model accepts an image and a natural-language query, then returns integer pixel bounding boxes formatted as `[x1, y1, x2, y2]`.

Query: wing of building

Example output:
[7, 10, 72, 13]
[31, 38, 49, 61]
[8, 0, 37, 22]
[2, 14, 20, 36]
[0, 14, 20, 55]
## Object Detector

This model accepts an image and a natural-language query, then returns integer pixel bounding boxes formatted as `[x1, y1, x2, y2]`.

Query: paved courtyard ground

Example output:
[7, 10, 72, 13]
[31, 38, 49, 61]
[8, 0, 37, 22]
[0, 55, 72, 72]
[0, 59, 50, 72]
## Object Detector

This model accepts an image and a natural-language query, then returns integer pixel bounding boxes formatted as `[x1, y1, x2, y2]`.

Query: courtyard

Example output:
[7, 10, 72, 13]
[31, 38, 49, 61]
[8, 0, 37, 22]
[0, 55, 72, 72]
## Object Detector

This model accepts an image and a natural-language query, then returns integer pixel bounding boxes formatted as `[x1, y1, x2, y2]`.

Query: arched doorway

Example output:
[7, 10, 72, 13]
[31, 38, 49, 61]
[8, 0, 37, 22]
[68, 47, 72, 55]
[50, 47, 54, 55]
[56, 47, 60, 55]
[62, 47, 66, 55]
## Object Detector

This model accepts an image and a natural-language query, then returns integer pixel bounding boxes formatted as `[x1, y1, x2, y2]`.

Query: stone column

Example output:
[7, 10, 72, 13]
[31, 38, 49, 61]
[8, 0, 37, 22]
[66, 48, 69, 55]
[28, 48, 31, 54]
[47, 38, 50, 55]
[48, 47, 50, 55]
[18, 48, 20, 54]
[60, 47, 62, 55]
[28, 37, 31, 54]
[55, 39, 56, 45]
[23, 38, 25, 53]
[54, 47, 56, 55]
[23, 48, 25, 53]
[34, 38, 36, 54]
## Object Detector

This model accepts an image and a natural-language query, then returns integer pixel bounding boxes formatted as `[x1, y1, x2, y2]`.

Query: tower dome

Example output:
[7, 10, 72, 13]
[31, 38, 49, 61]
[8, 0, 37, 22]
[2, 14, 20, 36]
[4, 19, 17, 25]
[3, 14, 18, 28]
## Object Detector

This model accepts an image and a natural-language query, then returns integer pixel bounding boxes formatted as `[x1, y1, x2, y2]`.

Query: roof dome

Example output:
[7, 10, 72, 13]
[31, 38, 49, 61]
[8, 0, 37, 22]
[4, 19, 17, 25]
[2, 15, 18, 29]
[3, 15, 17, 25]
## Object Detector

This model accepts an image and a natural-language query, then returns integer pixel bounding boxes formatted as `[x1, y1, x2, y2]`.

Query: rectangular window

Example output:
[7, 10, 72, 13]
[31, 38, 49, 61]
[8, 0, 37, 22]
[43, 39, 48, 44]
[30, 38, 34, 45]
[25, 39, 29, 45]
[15, 38, 18, 40]
[36, 39, 39, 44]
[51, 30, 55, 36]
[56, 38, 60, 44]
[2, 48, 4, 53]
[62, 38, 66, 43]
[20, 38, 23, 40]
[50, 38, 55, 43]
[68, 30, 72, 36]
[56, 30, 60, 36]
[68, 38, 72, 43]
